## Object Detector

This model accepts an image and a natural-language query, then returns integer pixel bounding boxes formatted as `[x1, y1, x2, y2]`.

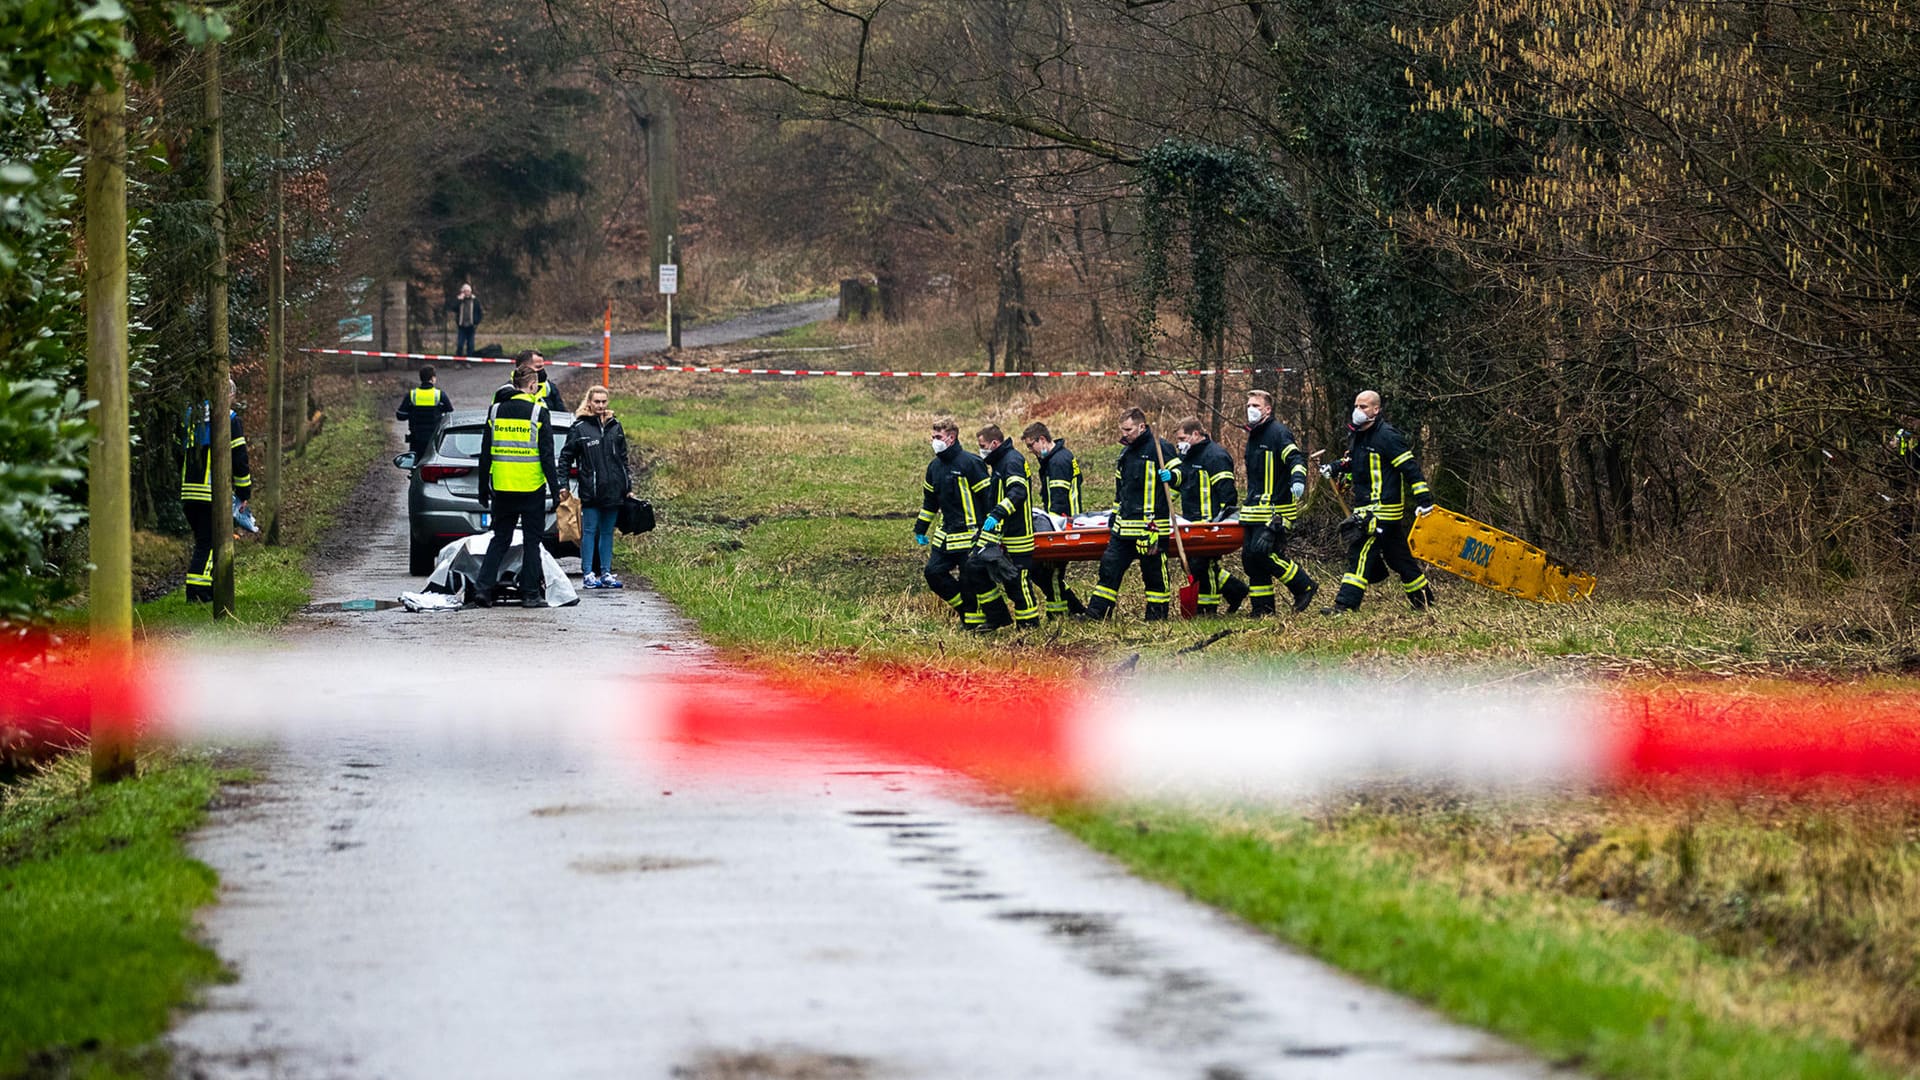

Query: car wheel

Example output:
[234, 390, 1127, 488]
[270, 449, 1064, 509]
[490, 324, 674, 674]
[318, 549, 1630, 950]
[409, 533, 438, 577]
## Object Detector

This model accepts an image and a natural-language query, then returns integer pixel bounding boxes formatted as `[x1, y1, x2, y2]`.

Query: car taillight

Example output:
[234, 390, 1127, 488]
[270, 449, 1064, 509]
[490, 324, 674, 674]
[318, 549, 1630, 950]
[421, 465, 473, 482]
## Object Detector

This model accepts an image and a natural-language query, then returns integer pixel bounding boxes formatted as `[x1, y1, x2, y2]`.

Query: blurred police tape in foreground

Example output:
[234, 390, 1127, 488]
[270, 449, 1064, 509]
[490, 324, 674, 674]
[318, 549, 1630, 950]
[5, 641, 1919, 798]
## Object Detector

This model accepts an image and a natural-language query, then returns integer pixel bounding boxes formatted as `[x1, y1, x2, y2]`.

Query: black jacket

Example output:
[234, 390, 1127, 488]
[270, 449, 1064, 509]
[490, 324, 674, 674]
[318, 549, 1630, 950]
[1243, 416, 1308, 526]
[558, 414, 631, 508]
[1177, 436, 1237, 521]
[449, 295, 483, 327]
[981, 442, 1035, 555]
[180, 404, 251, 504]
[477, 394, 560, 504]
[1339, 419, 1433, 522]
[1029, 442, 1082, 516]
[915, 443, 994, 551]
[395, 384, 453, 447]
[1111, 428, 1182, 537]
[532, 371, 568, 414]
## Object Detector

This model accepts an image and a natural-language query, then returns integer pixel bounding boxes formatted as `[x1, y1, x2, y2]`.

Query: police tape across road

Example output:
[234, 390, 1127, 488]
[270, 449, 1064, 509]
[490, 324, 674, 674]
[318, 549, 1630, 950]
[9, 643, 1920, 798]
[299, 346, 1293, 379]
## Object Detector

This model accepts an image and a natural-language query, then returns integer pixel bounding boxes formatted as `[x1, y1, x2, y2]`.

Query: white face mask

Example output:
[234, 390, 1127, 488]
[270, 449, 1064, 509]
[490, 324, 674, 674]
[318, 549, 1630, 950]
[1176, 440, 1192, 455]
[1246, 405, 1264, 424]
[931, 438, 950, 455]
[1352, 406, 1371, 426]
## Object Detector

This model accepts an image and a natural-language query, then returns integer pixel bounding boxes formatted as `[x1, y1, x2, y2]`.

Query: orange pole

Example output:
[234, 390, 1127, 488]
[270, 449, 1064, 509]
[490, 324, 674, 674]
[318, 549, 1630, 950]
[602, 303, 612, 387]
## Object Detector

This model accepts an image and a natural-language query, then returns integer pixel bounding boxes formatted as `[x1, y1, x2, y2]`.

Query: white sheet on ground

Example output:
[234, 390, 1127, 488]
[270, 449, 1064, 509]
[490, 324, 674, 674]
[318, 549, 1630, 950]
[416, 532, 579, 607]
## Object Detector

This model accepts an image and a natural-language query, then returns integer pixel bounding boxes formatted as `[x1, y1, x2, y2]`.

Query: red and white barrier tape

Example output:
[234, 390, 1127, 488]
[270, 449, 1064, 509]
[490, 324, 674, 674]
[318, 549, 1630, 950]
[298, 347, 1288, 379]
[10, 643, 1920, 798]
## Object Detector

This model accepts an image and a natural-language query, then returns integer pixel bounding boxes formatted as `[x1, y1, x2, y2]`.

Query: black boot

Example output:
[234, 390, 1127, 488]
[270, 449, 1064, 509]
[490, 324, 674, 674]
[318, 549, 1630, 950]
[520, 593, 545, 608]
[1066, 590, 1088, 617]
[1409, 584, 1436, 611]
[1221, 576, 1249, 614]
[1289, 575, 1320, 613]
[1196, 604, 1219, 616]
[1145, 602, 1169, 622]
[1079, 596, 1114, 620]
[1247, 594, 1276, 618]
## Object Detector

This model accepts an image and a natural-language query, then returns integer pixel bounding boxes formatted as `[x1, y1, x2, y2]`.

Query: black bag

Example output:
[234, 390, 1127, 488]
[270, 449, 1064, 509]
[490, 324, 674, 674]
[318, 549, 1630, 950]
[966, 542, 1024, 592]
[1337, 511, 1372, 548]
[616, 496, 656, 535]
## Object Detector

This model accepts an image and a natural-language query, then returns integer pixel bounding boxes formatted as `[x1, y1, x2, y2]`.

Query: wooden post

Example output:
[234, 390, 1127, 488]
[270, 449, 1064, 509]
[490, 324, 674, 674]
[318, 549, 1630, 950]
[86, 46, 135, 784]
[602, 302, 611, 387]
[263, 29, 286, 545]
[206, 41, 236, 618]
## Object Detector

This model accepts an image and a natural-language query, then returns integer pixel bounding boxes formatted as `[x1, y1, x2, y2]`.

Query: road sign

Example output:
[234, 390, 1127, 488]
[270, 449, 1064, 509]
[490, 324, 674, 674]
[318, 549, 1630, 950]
[658, 264, 678, 295]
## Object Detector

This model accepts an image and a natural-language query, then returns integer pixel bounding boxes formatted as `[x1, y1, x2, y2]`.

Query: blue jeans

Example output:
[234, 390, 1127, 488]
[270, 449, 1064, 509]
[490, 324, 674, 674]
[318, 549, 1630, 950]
[581, 504, 617, 576]
[455, 325, 475, 356]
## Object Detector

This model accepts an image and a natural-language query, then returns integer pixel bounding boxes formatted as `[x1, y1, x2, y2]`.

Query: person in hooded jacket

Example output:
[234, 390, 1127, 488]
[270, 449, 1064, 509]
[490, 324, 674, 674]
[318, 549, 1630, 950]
[559, 384, 632, 589]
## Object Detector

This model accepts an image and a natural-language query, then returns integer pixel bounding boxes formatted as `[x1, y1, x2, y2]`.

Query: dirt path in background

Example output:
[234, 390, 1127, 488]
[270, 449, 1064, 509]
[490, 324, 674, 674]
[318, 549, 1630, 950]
[166, 301, 1555, 1079]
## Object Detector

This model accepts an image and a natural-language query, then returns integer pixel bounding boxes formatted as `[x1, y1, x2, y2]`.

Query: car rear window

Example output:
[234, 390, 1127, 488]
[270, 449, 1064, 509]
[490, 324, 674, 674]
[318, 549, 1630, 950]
[438, 428, 484, 459]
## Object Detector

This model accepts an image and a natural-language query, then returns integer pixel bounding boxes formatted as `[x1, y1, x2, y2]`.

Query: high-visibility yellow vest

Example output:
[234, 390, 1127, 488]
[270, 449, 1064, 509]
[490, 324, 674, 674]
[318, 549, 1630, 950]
[532, 379, 554, 404]
[410, 386, 442, 407]
[488, 394, 546, 492]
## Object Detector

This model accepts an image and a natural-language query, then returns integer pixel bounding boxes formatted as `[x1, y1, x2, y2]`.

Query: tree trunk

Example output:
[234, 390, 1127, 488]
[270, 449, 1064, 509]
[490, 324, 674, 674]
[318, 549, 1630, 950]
[990, 215, 1031, 372]
[263, 30, 285, 545]
[206, 42, 236, 619]
[86, 49, 134, 784]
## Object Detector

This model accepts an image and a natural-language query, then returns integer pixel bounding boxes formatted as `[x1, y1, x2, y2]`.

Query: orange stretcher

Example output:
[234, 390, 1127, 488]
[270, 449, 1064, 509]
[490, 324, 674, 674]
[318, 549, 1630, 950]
[1031, 518, 1245, 563]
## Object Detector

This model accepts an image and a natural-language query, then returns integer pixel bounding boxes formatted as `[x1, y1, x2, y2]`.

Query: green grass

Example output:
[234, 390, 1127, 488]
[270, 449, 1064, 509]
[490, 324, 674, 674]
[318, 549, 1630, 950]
[0, 752, 229, 1078]
[1048, 805, 1892, 1080]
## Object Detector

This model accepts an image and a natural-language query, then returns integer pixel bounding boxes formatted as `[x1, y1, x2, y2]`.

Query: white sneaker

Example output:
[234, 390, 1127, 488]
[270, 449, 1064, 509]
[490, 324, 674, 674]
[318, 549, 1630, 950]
[582, 573, 602, 589]
[602, 574, 624, 589]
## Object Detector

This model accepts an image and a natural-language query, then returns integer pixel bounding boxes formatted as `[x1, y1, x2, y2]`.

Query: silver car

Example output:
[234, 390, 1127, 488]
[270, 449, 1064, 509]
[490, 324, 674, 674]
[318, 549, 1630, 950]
[394, 408, 577, 575]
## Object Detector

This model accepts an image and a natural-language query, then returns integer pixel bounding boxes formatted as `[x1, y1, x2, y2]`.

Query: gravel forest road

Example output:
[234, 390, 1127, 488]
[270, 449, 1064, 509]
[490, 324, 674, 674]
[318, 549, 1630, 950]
[164, 306, 1553, 1079]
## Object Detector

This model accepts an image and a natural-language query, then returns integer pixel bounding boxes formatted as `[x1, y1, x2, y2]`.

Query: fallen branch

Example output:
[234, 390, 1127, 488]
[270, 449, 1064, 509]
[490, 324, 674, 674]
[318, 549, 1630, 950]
[1176, 629, 1237, 655]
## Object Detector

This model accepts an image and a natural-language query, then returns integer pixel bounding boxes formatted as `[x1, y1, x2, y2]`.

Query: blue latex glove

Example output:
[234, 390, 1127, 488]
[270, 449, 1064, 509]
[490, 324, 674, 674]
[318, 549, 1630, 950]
[982, 515, 1001, 532]
[1157, 468, 1173, 483]
[914, 532, 930, 546]
[1291, 481, 1306, 502]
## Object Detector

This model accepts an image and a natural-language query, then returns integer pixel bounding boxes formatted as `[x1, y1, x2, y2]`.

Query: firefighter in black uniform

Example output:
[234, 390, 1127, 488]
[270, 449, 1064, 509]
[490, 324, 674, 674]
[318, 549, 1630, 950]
[1329, 389, 1435, 613]
[975, 424, 1041, 629]
[473, 365, 562, 608]
[1021, 422, 1086, 617]
[179, 382, 251, 603]
[1175, 417, 1249, 614]
[395, 365, 454, 456]
[1241, 389, 1319, 615]
[915, 417, 997, 630]
[1083, 407, 1181, 621]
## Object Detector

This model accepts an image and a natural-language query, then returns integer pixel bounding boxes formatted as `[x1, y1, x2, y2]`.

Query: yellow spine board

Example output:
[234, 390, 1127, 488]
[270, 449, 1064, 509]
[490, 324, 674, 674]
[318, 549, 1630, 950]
[1407, 508, 1595, 603]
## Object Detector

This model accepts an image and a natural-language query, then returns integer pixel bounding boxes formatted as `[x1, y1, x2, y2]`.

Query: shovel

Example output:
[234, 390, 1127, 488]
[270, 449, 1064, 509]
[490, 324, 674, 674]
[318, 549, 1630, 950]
[1146, 424, 1198, 618]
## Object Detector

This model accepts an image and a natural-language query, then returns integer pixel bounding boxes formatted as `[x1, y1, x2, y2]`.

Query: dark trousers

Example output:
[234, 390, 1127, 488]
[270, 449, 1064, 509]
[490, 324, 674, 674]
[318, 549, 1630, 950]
[1241, 523, 1313, 614]
[408, 430, 434, 456]
[925, 544, 993, 628]
[474, 491, 546, 601]
[1189, 555, 1246, 613]
[988, 550, 1042, 627]
[1085, 533, 1170, 621]
[1033, 561, 1083, 617]
[182, 499, 214, 602]
[1333, 516, 1431, 611]
[455, 325, 476, 357]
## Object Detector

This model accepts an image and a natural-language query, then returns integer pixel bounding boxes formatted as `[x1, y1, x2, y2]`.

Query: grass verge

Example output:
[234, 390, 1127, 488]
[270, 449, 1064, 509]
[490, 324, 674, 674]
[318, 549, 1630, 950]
[0, 751, 230, 1077]
[1047, 805, 1891, 1079]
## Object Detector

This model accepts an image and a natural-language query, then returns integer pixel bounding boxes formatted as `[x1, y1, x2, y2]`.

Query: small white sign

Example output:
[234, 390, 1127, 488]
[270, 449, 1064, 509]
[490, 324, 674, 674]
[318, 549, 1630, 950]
[657, 264, 679, 295]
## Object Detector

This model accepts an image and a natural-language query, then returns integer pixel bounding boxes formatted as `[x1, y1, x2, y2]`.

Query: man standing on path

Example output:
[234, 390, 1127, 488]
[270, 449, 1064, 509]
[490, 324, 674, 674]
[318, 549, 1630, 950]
[1082, 407, 1180, 622]
[1328, 389, 1436, 614]
[1022, 422, 1085, 617]
[914, 417, 996, 631]
[449, 283, 483, 358]
[472, 366, 560, 608]
[1176, 416, 1249, 615]
[179, 380, 251, 603]
[395, 365, 453, 456]
[1241, 390, 1319, 615]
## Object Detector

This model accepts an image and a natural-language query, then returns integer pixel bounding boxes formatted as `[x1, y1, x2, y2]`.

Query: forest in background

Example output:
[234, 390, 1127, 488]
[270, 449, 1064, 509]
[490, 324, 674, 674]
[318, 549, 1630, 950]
[3, 0, 1918, 627]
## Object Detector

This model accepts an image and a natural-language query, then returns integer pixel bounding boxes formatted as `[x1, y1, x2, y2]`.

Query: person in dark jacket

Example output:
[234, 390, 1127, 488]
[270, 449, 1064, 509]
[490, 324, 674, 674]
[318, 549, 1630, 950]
[1176, 417, 1249, 614]
[1021, 422, 1085, 617]
[1083, 407, 1181, 622]
[473, 366, 561, 607]
[1329, 389, 1435, 613]
[914, 416, 997, 630]
[528, 350, 568, 413]
[1242, 389, 1319, 615]
[179, 381, 251, 603]
[975, 424, 1039, 628]
[449, 283, 483, 357]
[395, 365, 453, 455]
[559, 384, 632, 589]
